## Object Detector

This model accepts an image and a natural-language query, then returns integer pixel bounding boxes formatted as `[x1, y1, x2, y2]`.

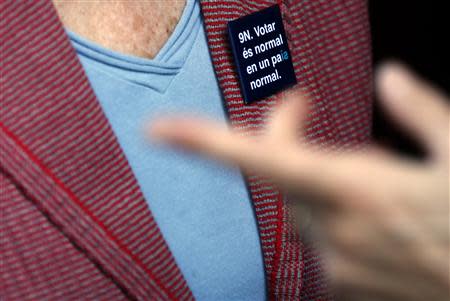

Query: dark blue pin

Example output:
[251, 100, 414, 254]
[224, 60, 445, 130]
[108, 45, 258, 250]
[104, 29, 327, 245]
[227, 5, 297, 104]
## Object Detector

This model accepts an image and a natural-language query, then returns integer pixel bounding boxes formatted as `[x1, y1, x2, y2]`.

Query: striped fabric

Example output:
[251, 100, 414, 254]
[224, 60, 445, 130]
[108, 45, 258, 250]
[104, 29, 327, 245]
[200, 0, 372, 300]
[1, 1, 192, 300]
[0, 0, 372, 300]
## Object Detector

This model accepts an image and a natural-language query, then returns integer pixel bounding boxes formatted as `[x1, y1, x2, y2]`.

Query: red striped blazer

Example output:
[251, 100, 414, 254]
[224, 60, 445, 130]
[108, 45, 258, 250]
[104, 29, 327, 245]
[0, 0, 372, 300]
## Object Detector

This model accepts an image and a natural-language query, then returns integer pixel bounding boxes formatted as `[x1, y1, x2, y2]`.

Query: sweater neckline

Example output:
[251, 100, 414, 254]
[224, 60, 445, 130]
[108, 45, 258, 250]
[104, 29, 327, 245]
[67, 0, 201, 92]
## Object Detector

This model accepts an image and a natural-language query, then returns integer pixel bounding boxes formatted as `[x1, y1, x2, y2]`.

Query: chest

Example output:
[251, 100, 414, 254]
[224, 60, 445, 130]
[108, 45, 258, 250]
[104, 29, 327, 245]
[53, 0, 186, 59]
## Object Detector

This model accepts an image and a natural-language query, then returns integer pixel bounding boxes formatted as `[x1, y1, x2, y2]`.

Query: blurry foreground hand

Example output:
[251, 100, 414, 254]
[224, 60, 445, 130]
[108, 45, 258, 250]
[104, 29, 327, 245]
[149, 64, 449, 301]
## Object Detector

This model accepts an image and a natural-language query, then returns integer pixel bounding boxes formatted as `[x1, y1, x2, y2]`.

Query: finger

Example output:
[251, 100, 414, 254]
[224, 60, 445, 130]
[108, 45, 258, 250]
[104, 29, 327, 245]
[149, 116, 336, 201]
[377, 63, 450, 160]
[150, 116, 394, 210]
[149, 116, 308, 181]
[149, 113, 420, 208]
[150, 117, 259, 164]
[265, 90, 307, 145]
[149, 118, 339, 206]
[150, 116, 293, 184]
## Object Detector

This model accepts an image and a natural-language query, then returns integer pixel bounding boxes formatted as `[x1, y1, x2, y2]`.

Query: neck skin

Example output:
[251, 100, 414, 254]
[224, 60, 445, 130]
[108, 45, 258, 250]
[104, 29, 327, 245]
[53, 0, 186, 59]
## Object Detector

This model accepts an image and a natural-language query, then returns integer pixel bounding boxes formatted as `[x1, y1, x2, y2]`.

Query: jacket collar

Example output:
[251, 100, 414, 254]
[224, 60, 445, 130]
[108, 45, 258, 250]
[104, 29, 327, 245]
[200, 1, 305, 298]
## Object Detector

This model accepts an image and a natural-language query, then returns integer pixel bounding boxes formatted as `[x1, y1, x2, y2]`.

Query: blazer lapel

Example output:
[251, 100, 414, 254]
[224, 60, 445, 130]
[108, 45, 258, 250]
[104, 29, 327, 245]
[200, 1, 304, 299]
[0, 1, 193, 300]
[200, 0, 372, 300]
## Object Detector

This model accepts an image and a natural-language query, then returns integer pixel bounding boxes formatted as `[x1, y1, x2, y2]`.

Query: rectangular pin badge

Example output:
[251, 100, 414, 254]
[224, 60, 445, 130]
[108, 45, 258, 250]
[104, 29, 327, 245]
[227, 5, 297, 104]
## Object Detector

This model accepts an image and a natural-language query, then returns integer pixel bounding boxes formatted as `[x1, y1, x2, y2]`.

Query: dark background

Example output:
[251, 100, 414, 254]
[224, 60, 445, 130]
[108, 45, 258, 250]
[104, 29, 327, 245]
[368, 1, 448, 156]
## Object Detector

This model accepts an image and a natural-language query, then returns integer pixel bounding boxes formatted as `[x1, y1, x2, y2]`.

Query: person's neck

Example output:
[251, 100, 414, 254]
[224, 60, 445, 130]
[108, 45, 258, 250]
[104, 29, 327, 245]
[53, 0, 186, 59]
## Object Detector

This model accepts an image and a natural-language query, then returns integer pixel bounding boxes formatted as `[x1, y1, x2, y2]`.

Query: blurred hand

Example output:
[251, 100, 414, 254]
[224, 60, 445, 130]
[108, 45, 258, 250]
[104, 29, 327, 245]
[149, 64, 449, 301]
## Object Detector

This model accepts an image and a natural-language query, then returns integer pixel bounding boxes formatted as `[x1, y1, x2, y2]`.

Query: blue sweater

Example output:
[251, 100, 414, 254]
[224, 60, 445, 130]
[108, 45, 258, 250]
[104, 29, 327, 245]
[68, 1, 266, 300]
